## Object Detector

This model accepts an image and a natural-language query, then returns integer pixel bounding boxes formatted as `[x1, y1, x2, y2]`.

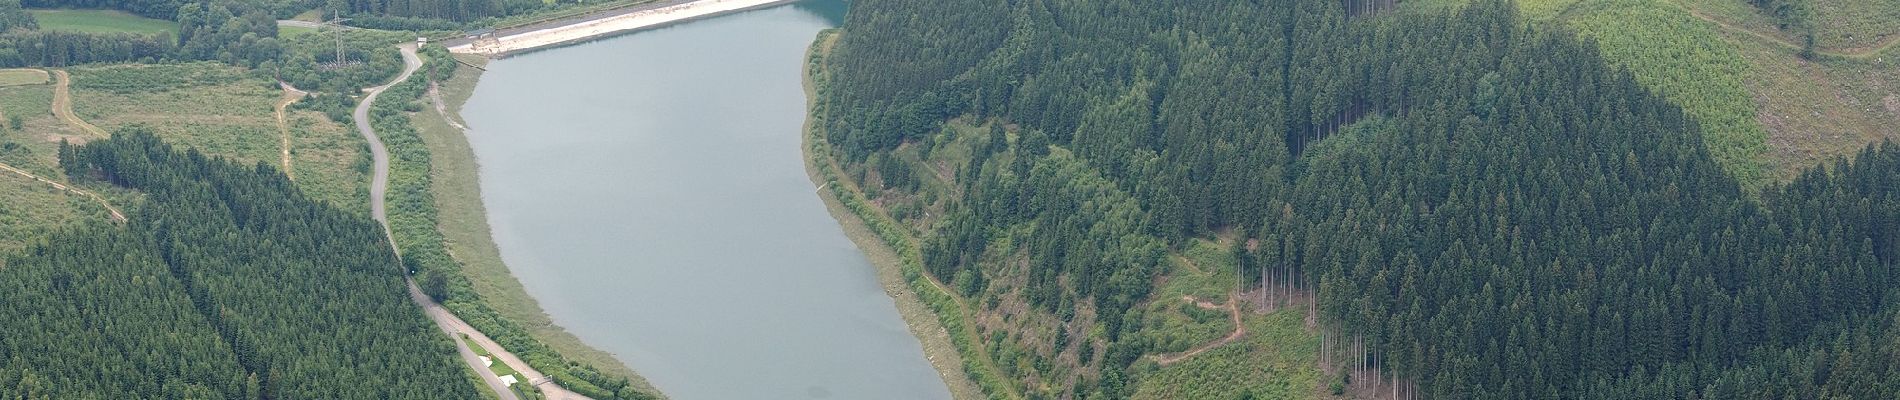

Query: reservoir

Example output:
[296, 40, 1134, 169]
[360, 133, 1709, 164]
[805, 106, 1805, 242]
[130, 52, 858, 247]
[457, 1, 954, 399]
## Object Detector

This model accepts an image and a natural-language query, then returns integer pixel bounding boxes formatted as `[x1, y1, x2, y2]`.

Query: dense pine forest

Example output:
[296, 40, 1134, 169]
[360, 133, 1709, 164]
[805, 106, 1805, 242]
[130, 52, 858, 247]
[0, 130, 475, 398]
[817, 0, 1900, 398]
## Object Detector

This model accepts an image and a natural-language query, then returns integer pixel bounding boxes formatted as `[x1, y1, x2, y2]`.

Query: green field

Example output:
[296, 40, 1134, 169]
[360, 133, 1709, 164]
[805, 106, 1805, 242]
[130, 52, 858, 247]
[26, 9, 177, 35]
[281, 25, 318, 38]
[0, 69, 49, 87]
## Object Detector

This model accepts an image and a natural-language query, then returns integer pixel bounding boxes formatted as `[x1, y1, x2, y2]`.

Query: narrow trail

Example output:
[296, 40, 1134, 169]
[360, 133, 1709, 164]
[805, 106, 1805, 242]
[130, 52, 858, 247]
[275, 82, 306, 180]
[1675, 3, 1900, 59]
[1153, 294, 1245, 366]
[357, 45, 591, 400]
[0, 162, 126, 222]
[427, 82, 469, 131]
[50, 70, 107, 139]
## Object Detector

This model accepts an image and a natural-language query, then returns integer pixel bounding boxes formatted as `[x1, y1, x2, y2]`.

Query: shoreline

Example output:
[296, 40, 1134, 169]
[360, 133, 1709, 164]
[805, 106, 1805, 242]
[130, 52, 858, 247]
[411, 52, 665, 396]
[799, 30, 988, 400]
[448, 0, 799, 57]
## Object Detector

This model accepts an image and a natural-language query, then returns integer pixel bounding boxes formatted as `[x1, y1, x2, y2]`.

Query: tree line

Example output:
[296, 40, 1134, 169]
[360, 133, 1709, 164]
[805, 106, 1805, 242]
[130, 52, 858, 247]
[819, 0, 1900, 398]
[0, 0, 34, 31]
[1, 0, 285, 68]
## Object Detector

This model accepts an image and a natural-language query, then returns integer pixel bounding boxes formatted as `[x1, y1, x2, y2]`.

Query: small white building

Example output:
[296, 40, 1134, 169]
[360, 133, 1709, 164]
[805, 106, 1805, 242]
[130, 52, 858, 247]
[498, 374, 519, 387]
[479, 355, 493, 367]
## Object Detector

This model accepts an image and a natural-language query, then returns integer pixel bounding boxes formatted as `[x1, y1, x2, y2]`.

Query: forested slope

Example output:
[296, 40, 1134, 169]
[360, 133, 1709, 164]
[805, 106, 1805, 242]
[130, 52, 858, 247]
[0, 130, 475, 398]
[817, 0, 1900, 398]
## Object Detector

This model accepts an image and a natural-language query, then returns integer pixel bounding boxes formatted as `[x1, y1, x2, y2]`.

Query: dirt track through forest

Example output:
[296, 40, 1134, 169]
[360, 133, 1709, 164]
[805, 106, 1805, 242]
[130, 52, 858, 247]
[14, 69, 128, 222]
[1154, 294, 1245, 366]
[0, 162, 126, 222]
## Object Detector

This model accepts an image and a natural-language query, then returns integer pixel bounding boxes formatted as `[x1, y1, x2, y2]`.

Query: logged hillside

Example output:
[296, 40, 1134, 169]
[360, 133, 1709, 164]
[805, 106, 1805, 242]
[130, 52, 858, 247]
[0, 131, 475, 399]
[815, 0, 1900, 398]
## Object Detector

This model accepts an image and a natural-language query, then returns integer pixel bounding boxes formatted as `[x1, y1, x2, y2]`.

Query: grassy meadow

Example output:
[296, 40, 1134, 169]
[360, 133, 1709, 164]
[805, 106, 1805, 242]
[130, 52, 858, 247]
[26, 9, 176, 35]
[0, 69, 49, 87]
[281, 25, 318, 38]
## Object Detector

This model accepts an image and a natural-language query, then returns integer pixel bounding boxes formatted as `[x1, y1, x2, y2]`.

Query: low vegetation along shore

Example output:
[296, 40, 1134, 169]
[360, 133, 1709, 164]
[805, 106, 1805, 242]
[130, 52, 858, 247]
[800, 30, 989, 400]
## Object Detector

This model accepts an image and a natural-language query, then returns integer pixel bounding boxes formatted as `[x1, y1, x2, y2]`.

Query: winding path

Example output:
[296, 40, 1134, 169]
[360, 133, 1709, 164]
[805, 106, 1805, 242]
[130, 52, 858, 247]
[355, 44, 592, 400]
[1153, 294, 1245, 366]
[50, 70, 106, 139]
[7, 68, 128, 222]
[276, 82, 306, 180]
[0, 162, 126, 222]
[352, 44, 515, 400]
[1670, 2, 1900, 59]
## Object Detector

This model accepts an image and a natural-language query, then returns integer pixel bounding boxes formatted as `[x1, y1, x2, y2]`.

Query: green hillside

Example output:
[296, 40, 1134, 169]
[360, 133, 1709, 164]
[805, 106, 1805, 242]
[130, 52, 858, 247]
[812, 0, 1900, 399]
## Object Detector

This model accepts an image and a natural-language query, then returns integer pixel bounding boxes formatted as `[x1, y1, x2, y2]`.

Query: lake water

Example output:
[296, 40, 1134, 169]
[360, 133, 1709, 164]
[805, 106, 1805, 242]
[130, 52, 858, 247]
[457, 1, 953, 399]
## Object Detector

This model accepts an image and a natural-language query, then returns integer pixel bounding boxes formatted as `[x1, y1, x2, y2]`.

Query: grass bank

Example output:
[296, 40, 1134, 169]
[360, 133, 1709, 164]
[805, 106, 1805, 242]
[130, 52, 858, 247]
[801, 28, 1011, 400]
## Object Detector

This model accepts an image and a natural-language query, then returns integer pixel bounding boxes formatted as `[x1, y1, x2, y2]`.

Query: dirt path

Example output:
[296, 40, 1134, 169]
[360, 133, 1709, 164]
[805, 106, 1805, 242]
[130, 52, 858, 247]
[0, 162, 126, 222]
[358, 44, 592, 400]
[1153, 294, 1245, 366]
[428, 82, 469, 131]
[50, 70, 107, 139]
[275, 82, 306, 180]
[1676, 3, 1900, 59]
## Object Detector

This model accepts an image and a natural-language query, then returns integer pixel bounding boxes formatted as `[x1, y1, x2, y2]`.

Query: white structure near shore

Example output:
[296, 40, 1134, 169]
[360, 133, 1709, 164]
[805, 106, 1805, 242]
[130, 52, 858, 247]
[449, 0, 792, 55]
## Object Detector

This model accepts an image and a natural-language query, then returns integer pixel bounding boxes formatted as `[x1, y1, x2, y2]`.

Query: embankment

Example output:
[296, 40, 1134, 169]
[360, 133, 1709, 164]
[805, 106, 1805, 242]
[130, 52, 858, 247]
[448, 0, 795, 56]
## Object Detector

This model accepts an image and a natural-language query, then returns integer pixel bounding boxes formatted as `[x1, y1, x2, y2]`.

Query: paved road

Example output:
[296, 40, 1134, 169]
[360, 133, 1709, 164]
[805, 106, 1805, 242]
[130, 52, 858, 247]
[354, 44, 595, 400]
[353, 44, 414, 235]
[352, 44, 518, 400]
